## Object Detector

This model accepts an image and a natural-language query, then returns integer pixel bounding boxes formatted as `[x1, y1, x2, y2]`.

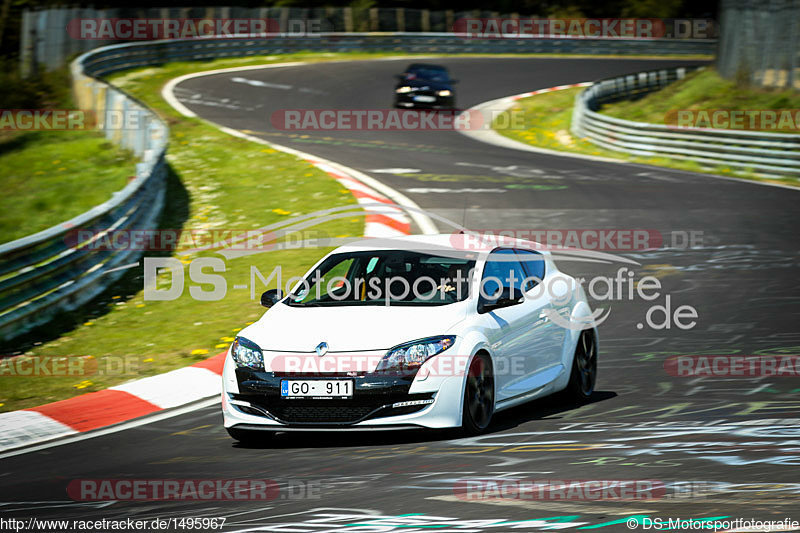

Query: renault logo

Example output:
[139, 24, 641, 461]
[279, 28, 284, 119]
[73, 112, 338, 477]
[315, 342, 329, 357]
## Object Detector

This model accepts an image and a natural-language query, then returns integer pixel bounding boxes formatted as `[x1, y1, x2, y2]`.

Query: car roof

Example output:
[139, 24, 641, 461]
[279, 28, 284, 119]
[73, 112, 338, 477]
[406, 63, 448, 71]
[332, 233, 548, 255]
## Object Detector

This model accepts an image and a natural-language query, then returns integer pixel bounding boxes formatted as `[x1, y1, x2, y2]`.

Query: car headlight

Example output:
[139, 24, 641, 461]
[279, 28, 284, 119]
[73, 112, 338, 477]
[396, 86, 413, 93]
[437, 90, 452, 97]
[376, 335, 456, 373]
[231, 337, 263, 370]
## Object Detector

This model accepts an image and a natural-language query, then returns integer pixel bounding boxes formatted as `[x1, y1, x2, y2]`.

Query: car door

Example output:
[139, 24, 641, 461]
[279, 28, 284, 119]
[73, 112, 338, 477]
[515, 248, 565, 374]
[478, 248, 549, 403]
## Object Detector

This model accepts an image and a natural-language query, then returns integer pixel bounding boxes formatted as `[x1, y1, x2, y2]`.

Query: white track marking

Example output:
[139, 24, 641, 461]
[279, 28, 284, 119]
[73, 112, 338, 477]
[109, 367, 222, 409]
[0, 398, 220, 460]
[230, 76, 293, 90]
[370, 168, 421, 174]
[0, 411, 77, 451]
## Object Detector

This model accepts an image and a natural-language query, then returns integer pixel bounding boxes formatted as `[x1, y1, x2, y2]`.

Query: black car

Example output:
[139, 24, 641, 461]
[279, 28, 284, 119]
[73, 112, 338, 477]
[393, 63, 457, 110]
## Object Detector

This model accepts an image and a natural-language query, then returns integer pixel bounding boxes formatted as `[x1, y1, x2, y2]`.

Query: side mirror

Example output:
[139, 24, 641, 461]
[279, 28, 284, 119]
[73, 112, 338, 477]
[450, 79, 459, 84]
[260, 289, 283, 308]
[479, 286, 524, 314]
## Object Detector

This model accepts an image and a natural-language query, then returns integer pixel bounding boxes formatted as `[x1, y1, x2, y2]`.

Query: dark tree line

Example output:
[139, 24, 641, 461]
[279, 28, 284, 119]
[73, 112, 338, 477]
[1, 0, 719, 60]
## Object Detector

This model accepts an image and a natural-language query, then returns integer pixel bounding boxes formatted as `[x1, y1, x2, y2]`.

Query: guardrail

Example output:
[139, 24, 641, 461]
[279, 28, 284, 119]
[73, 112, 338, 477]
[0, 34, 716, 342]
[571, 66, 800, 176]
[0, 50, 168, 342]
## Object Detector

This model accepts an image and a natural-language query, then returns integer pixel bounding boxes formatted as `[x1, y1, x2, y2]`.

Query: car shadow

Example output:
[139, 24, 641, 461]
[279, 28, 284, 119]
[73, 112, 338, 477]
[232, 390, 617, 450]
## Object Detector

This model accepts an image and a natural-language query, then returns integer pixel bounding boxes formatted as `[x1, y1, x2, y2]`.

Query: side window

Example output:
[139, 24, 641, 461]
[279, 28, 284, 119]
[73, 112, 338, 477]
[515, 249, 546, 290]
[480, 248, 528, 298]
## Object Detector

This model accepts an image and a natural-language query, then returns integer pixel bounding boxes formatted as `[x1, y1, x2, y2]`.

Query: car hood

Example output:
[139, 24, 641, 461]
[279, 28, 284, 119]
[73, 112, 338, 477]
[238, 302, 467, 352]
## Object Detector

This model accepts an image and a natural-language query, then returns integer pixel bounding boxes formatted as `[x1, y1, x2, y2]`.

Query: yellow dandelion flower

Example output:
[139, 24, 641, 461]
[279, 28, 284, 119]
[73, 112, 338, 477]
[190, 349, 209, 355]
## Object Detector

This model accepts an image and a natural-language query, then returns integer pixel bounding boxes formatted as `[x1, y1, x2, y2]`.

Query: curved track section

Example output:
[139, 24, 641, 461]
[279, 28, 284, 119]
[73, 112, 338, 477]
[2, 57, 799, 530]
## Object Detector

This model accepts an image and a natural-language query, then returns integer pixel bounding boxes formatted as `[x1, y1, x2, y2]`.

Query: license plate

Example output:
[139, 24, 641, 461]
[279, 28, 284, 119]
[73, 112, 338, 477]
[413, 95, 436, 102]
[281, 380, 353, 398]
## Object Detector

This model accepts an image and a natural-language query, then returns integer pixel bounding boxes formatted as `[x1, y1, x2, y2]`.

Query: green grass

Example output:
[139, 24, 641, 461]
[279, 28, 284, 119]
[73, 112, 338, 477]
[0, 132, 137, 243]
[493, 82, 800, 187]
[602, 68, 800, 130]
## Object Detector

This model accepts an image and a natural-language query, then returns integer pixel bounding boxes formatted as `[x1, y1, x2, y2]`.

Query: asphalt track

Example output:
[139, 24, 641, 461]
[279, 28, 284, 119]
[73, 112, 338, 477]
[2, 57, 800, 531]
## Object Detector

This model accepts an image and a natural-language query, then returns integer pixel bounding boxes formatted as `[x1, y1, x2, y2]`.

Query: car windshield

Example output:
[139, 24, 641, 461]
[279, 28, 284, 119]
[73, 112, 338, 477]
[286, 250, 476, 307]
[406, 67, 449, 82]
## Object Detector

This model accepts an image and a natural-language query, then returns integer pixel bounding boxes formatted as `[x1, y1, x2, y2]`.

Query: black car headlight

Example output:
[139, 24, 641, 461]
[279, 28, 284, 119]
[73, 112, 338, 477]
[231, 337, 263, 370]
[436, 89, 452, 97]
[376, 335, 456, 373]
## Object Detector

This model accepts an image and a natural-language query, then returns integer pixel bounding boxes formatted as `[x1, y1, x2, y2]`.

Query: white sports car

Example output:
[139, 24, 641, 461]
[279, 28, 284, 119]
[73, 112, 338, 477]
[222, 234, 598, 441]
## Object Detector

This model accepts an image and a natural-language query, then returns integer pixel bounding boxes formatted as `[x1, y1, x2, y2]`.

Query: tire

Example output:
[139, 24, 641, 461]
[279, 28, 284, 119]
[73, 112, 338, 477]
[461, 352, 494, 435]
[226, 427, 271, 444]
[564, 329, 598, 403]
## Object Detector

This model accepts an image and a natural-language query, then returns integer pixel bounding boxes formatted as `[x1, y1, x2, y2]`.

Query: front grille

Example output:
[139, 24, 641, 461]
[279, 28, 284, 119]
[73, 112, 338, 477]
[268, 405, 375, 423]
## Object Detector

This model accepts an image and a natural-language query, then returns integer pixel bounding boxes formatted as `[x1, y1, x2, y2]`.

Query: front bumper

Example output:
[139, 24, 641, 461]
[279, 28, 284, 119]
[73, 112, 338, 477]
[222, 350, 464, 430]
[394, 93, 455, 110]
